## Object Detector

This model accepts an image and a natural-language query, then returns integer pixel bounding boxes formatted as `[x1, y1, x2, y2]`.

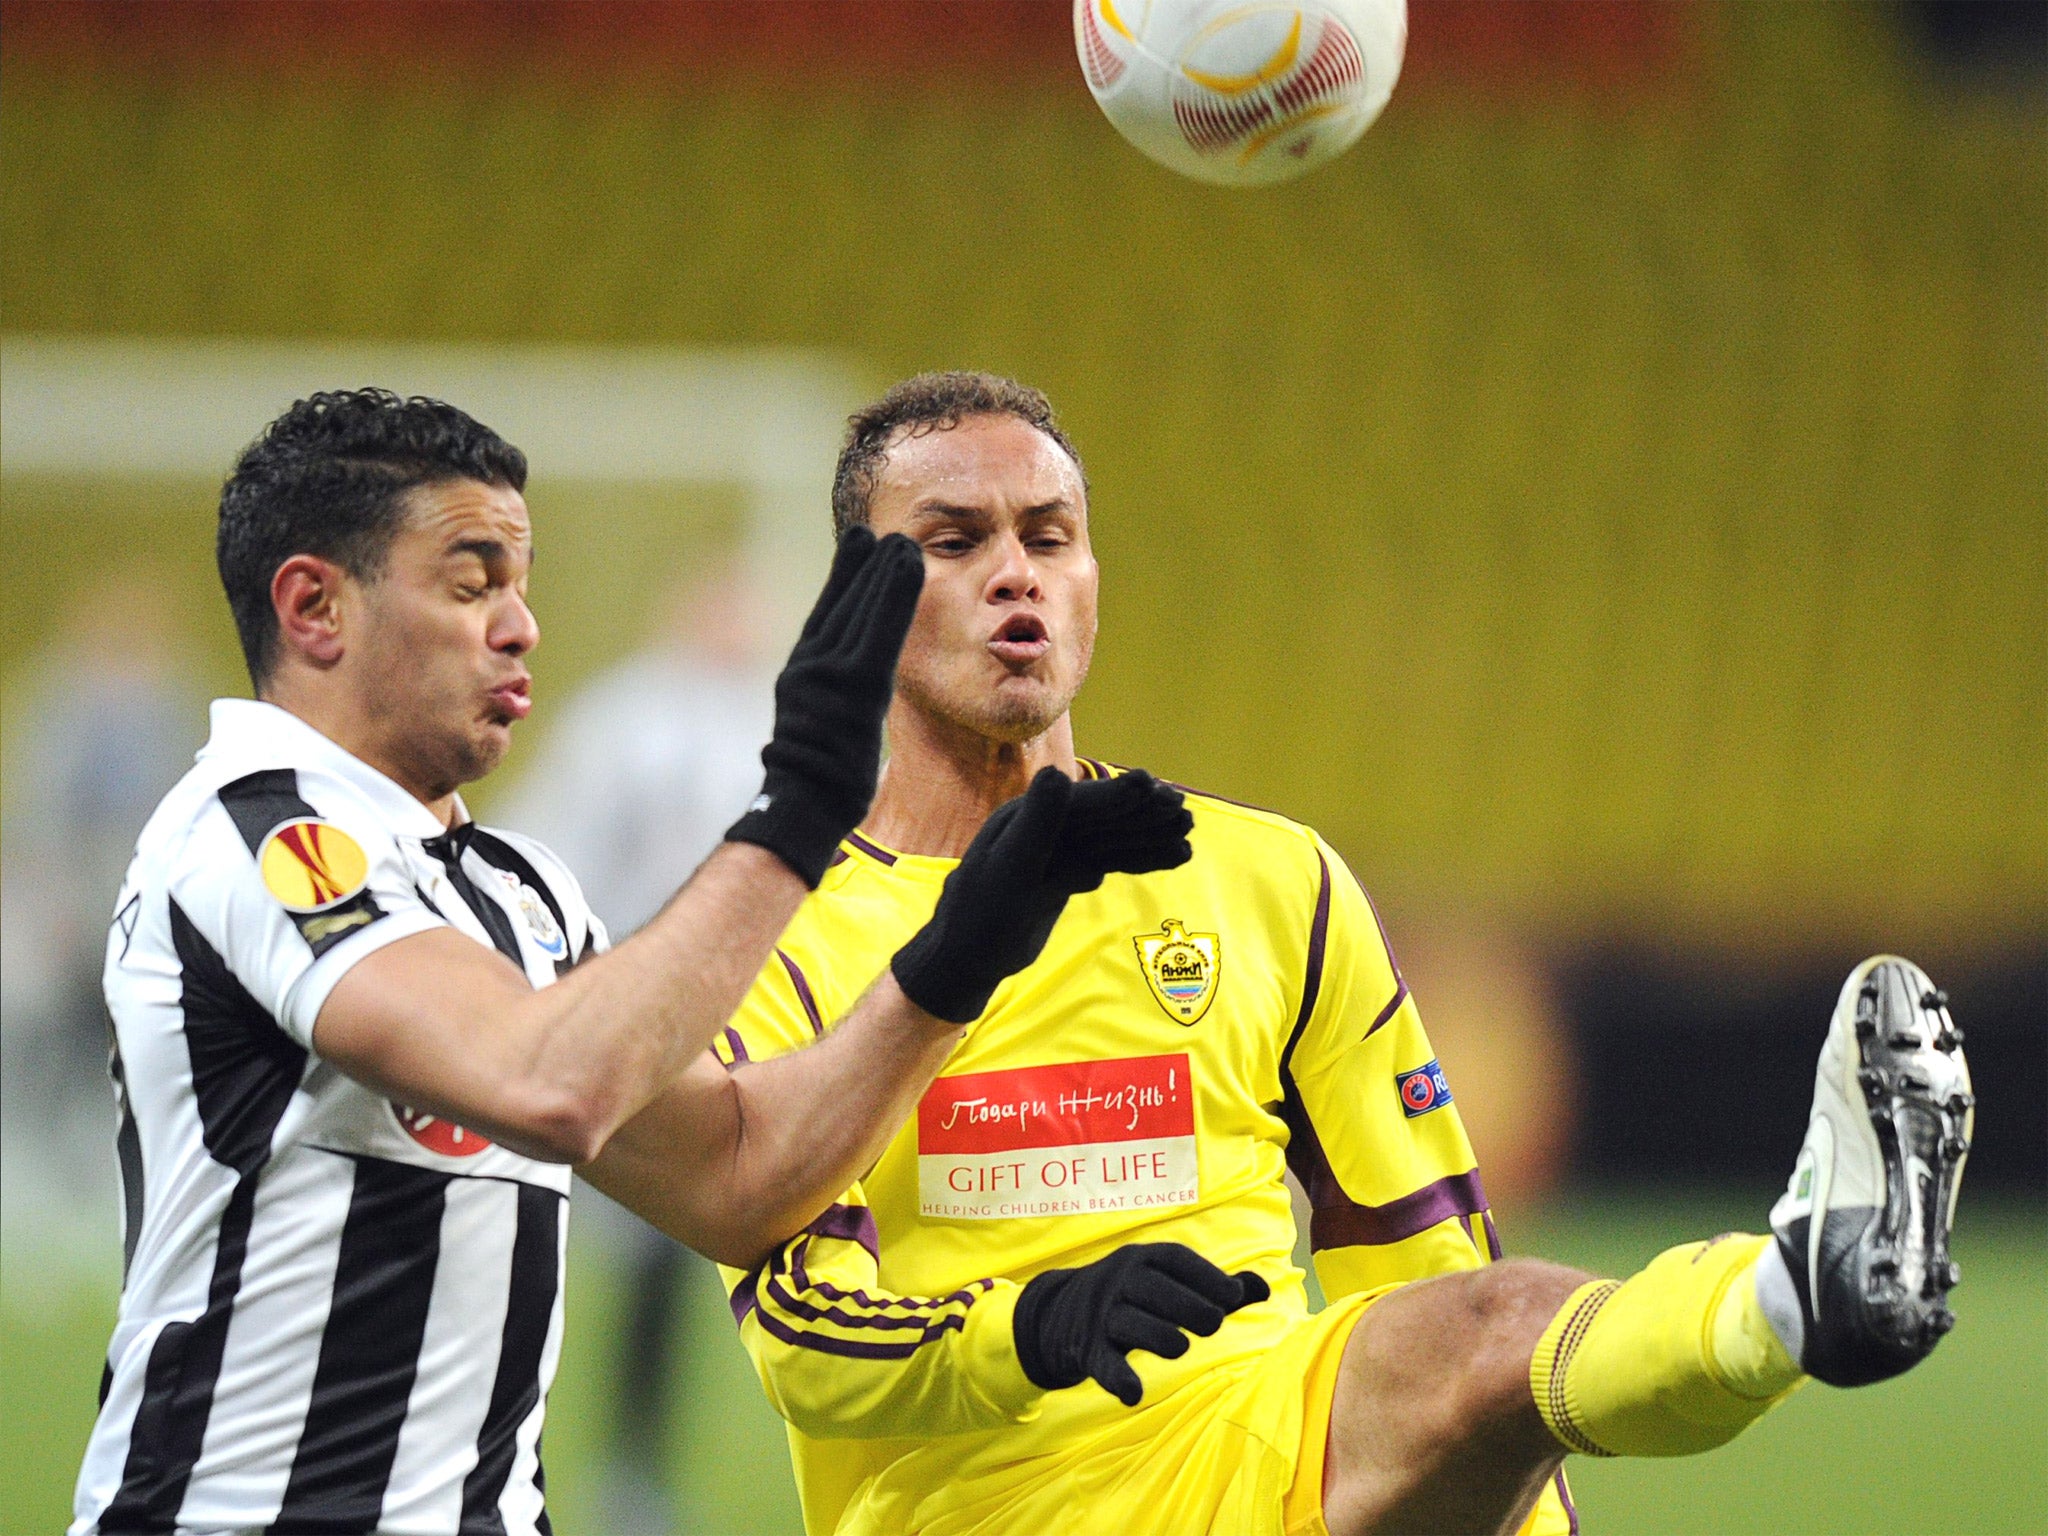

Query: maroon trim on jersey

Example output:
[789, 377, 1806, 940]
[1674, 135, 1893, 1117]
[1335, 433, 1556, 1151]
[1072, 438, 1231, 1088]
[1362, 979, 1410, 1041]
[1481, 1210, 1504, 1262]
[1311, 1166, 1493, 1252]
[775, 948, 826, 1037]
[799, 1271, 993, 1319]
[750, 1303, 968, 1361]
[730, 1267, 762, 1326]
[765, 1274, 973, 1333]
[802, 1201, 880, 1262]
[1283, 1091, 1492, 1253]
[770, 1250, 990, 1332]
[1280, 853, 1334, 1076]
[1554, 1469, 1580, 1534]
[748, 1237, 987, 1360]
[842, 831, 898, 867]
[729, 1202, 877, 1328]
[720, 1026, 750, 1066]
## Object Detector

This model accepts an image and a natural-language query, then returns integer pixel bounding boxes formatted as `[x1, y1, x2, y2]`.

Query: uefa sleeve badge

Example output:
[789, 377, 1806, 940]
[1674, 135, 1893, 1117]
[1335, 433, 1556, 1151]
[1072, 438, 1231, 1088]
[1395, 1058, 1453, 1118]
[258, 817, 384, 954]
[1133, 918, 1221, 1025]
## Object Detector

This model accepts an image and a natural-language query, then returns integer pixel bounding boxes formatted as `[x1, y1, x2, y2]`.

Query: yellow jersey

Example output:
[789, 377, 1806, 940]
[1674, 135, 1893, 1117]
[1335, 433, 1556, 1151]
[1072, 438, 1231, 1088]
[715, 763, 1562, 1535]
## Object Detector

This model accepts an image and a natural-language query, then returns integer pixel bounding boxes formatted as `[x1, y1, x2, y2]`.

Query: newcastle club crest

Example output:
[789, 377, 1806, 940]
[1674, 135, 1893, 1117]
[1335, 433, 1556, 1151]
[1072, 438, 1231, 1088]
[1133, 918, 1221, 1026]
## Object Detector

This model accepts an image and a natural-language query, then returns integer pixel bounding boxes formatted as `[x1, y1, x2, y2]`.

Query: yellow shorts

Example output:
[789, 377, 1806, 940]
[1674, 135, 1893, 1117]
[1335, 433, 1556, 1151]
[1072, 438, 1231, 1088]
[884, 1284, 1575, 1536]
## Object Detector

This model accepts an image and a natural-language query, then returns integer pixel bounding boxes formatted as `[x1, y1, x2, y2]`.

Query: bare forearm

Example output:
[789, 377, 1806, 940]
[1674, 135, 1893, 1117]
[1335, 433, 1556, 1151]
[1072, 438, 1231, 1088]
[585, 972, 961, 1266]
[722, 974, 961, 1248]
[518, 841, 805, 1147]
[314, 530, 925, 1164]
[316, 841, 805, 1162]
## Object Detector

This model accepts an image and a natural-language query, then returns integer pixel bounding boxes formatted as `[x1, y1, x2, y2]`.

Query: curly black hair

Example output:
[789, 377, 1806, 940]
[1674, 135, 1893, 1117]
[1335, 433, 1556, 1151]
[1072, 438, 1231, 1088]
[216, 388, 527, 686]
[830, 371, 1086, 537]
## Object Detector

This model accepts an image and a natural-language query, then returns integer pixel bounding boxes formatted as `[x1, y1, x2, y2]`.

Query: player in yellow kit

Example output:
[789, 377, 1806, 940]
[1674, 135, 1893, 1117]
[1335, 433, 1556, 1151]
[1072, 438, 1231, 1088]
[709, 373, 1975, 1536]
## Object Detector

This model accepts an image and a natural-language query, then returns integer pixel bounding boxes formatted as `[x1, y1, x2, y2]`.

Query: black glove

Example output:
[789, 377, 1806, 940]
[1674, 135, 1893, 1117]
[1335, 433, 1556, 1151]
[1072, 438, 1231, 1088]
[725, 526, 924, 887]
[1013, 1243, 1270, 1407]
[891, 766, 1194, 1024]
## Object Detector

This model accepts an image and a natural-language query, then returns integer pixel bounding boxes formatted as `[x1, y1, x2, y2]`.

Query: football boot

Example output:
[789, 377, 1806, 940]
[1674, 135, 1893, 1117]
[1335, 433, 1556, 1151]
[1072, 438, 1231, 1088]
[1769, 955, 1973, 1387]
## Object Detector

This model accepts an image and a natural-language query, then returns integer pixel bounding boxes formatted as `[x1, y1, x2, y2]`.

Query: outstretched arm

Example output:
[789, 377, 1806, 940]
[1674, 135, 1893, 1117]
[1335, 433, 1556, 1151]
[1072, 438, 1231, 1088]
[587, 764, 1200, 1267]
[606, 769, 1268, 1439]
[583, 970, 958, 1266]
[313, 529, 924, 1163]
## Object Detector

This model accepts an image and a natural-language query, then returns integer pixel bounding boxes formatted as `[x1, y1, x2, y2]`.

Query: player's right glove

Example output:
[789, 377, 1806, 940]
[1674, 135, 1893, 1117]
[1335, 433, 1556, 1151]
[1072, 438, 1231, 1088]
[724, 526, 924, 888]
[1012, 1243, 1271, 1407]
[889, 766, 1194, 1024]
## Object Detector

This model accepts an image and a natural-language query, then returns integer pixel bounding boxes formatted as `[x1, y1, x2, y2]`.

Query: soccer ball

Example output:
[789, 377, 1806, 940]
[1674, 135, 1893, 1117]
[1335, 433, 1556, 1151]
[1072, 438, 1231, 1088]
[1074, 0, 1406, 186]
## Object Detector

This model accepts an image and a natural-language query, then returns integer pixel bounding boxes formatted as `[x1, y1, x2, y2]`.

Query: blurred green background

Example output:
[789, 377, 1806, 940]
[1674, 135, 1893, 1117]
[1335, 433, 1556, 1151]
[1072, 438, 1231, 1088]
[3, 2, 2042, 1532]
[6, 0, 2041, 945]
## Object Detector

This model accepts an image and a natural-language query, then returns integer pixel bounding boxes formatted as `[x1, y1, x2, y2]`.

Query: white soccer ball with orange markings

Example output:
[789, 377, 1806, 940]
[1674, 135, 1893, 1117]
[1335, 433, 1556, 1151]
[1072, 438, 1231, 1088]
[1074, 0, 1406, 186]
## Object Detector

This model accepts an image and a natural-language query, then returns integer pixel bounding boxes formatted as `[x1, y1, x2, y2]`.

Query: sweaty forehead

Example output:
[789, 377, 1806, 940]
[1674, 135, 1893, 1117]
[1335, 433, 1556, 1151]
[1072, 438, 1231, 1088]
[877, 415, 1084, 521]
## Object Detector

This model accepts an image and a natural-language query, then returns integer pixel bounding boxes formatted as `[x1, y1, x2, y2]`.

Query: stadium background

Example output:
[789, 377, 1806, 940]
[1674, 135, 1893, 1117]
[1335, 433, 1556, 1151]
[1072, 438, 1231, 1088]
[2, 2, 2040, 1531]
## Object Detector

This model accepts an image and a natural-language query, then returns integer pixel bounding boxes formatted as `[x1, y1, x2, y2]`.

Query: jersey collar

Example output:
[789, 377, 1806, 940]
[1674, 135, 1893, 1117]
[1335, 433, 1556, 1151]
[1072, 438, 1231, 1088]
[201, 698, 466, 839]
[834, 828, 955, 881]
[837, 759, 1119, 876]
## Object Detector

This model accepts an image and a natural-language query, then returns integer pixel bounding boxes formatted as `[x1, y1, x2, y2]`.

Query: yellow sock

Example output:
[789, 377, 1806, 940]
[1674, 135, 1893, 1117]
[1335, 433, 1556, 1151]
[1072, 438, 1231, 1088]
[1529, 1233, 1806, 1458]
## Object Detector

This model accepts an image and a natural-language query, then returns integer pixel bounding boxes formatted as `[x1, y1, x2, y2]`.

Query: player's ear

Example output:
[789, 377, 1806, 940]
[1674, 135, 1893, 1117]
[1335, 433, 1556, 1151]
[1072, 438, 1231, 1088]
[272, 554, 350, 669]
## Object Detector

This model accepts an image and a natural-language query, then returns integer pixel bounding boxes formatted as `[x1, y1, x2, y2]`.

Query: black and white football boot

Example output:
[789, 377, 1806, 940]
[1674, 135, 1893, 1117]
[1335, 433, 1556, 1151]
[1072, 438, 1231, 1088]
[1768, 956, 1973, 1387]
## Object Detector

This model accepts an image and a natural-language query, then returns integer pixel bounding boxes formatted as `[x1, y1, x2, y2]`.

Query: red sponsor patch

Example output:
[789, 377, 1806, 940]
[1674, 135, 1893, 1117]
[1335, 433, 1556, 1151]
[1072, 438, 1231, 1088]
[392, 1103, 493, 1158]
[917, 1054, 1198, 1220]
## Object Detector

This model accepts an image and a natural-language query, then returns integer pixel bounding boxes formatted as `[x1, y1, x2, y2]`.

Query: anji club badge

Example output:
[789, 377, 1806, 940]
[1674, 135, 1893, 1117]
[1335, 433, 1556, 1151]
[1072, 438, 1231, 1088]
[1134, 918, 1221, 1025]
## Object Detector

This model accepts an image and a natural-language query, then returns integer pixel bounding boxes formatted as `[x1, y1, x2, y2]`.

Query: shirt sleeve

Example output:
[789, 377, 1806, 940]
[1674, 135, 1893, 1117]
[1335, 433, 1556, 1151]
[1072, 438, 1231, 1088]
[710, 942, 1043, 1441]
[1281, 835, 1498, 1301]
[716, 1190, 1042, 1442]
[170, 767, 448, 1051]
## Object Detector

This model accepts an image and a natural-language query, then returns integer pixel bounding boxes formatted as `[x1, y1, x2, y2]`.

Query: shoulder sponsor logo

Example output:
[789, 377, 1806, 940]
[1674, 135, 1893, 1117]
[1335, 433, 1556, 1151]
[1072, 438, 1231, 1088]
[917, 1053, 1198, 1219]
[1133, 918, 1221, 1025]
[391, 1102, 494, 1158]
[260, 818, 370, 911]
[1396, 1059, 1453, 1118]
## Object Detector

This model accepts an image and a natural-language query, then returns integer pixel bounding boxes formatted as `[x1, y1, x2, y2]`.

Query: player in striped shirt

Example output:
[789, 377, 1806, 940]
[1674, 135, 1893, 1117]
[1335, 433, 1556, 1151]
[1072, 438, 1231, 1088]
[76, 388, 1241, 1536]
[707, 372, 1975, 1536]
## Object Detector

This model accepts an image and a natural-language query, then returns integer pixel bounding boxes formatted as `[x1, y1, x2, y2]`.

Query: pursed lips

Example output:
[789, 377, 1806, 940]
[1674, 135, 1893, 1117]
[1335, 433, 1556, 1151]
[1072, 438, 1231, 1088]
[986, 613, 1052, 667]
[486, 677, 533, 721]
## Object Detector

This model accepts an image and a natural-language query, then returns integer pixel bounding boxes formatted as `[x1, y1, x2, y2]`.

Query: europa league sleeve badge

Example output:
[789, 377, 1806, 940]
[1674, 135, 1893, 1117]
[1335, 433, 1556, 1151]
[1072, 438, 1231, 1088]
[1134, 918, 1221, 1026]
[258, 817, 385, 956]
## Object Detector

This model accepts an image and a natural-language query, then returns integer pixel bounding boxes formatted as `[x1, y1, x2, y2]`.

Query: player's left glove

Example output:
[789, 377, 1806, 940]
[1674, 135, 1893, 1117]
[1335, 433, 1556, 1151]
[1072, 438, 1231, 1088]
[890, 766, 1194, 1024]
[724, 526, 924, 887]
[1012, 1243, 1271, 1407]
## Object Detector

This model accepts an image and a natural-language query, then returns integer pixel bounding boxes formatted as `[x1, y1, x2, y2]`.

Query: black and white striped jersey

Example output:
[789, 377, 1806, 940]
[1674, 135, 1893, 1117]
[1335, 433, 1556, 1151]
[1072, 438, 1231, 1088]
[75, 699, 608, 1536]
